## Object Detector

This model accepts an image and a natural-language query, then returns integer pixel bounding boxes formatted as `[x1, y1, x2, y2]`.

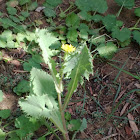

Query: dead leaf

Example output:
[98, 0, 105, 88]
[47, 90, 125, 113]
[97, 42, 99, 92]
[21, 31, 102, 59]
[8, 0, 19, 7]
[35, 6, 45, 12]
[134, 83, 140, 88]
[125, 125, 132, 136]
[127, 113, 139, 138]
[120, 95, 133, 116]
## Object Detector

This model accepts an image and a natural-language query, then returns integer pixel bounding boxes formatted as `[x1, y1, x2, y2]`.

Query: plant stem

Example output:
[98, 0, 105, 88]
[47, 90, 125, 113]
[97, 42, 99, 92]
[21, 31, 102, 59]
[58, 92, 70, 140]
[133, 18, 140, 28]
[116, 1, 124, 17]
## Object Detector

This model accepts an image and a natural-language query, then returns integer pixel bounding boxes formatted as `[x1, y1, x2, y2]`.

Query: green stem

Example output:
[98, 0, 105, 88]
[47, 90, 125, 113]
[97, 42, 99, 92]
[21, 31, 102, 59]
[58, 93, 69, 140]
[44, 121, 61, 140]
[116, 2, 124, 17]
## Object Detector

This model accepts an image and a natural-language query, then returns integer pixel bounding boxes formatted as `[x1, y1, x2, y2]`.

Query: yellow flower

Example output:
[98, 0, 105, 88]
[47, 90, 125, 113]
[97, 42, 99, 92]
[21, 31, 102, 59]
[61, 44, 76, 53]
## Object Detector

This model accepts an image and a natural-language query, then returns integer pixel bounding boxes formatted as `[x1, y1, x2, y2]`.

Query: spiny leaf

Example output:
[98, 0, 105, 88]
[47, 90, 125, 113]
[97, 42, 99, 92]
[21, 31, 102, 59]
[132, 30, 140, 45]
[112, 27, 131, 42]
[36, 29, 58, 59]
[114, 0, 134, 9]
[36, 29, 60, 91]
[19, 95, 57, 118]
[0, 129, 6, 140]
[97, 42, 118, 59]
[30, 68, 57, 97]
[19, 95, 65, 133]
[63, 45, 93, 109]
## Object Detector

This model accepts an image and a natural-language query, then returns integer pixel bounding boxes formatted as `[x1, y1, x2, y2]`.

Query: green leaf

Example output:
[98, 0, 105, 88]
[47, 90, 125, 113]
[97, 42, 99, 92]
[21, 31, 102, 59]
[63, 45, 93, 109]
[76, 0, 108, 13]
[68, 119, 81, 131]
[97, 42, 118, 59]
[46, 0, 62, 7]
[43, 7, 56, 18]
[112, 27, 131, 42]
[30, 68, 57, 97]
[78, 11, 92, 21]
[92, 36, 106, 46]
[20, 11, 30, 18]
[0, 90, 3, 102]
[132, 30, 140, 45]
[0, 109, 11, 119]
[0, 129, 6, 140]
[19, 95, 57, 118]
[65, 112, 71, 121]
[19, 95, 65, 133]
[92, 14, 103, 23]
[114, 0, 134, 9]
[66, 13, 80, 27]
[0, 18, 17, 29]
[78, 23, 89, 32]
[29, 2, 38, 11]
[134, 7, 140, 17]
[92, 0, 108, 14]
[36, 29, 61, 92]
[6, 0, 19, 7]
[19, 0, 31, 6]
[102, 15, 117, 31]
[13, 80, 30, 96]
[7, 7, 17, 15]
[120, 39, 131, 47]
[79, 118, 87, 132]
[67, 28, 78, 42]
[15, 115, 40, 138]
[23, 57, 42, 72]
[8, 133, 20, 140]
[79, 29, 88, 40]
[9, 15, 21, 23]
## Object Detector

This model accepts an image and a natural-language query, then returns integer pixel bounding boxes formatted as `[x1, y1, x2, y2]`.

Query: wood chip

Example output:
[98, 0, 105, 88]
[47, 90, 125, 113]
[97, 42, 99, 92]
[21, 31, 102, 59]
[127, 113, 139, 138]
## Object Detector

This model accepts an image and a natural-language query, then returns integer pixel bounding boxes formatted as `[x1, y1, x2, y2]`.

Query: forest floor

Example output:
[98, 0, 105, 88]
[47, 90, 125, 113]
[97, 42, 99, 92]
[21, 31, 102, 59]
[0, 0, 140, 140]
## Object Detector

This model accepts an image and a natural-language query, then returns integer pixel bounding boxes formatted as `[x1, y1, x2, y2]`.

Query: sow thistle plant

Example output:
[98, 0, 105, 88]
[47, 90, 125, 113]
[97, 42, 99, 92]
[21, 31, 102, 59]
[19, 29, 93, 140]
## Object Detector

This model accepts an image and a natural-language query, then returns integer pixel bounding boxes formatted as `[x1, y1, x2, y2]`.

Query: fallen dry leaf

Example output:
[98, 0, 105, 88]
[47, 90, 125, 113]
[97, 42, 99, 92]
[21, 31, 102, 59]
[127, 113, 139, 138]
[120, 95, 133, 116]
[125, 125, 132, 136]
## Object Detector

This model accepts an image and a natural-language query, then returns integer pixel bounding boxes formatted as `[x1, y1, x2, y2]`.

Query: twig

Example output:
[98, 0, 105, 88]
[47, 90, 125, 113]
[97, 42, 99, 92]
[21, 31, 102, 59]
[101, 133, 118, 140]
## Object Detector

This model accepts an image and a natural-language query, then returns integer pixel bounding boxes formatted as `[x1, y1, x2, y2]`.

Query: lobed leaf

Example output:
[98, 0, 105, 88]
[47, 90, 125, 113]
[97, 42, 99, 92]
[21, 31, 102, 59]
[76, 0, 108, 13]
[97, 42, 118, 59]
[132, 30, 140, 45]
[114, 0, 134, 9]
[112, 27, 131, 42]
[102, 15, 117, 31]
[30, 68, 57, 97]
